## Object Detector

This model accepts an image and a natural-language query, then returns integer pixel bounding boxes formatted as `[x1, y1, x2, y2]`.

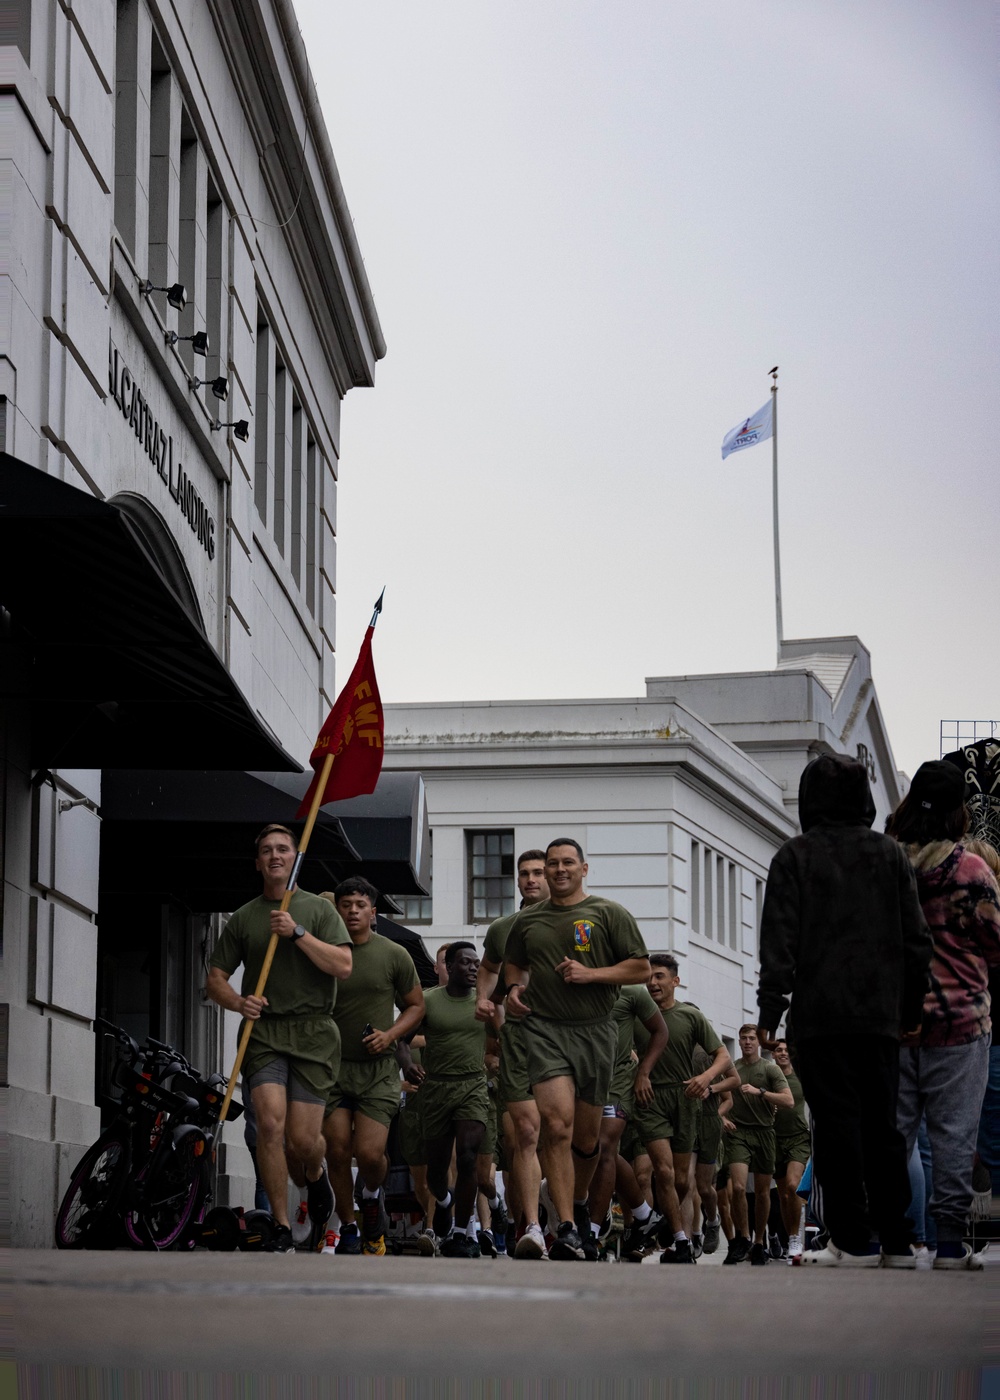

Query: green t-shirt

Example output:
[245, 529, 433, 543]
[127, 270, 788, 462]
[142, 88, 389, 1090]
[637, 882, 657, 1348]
[730, 1056, 789, 1129]
[331, 932, 418, 1061]
[505, 895, 649, 1024]
[612, 984, 660, 1078]
[774, 1069, 808, 1137]
[482, 910, 523, 1003]
[210, 890, 350, 1017]
[634, 1002, 723, 1087]
[421, 985, 487, 1078]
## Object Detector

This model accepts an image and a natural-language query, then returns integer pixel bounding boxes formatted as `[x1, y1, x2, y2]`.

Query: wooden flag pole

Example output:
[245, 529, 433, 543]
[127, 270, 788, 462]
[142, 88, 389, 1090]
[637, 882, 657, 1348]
[218, 750, 335, 1125]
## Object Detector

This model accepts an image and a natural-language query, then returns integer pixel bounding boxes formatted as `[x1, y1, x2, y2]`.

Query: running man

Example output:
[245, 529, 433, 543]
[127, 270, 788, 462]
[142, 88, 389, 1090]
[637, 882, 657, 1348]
[593, 982, 668, 1259]
[691, 1044, 735, 1256]
[321, 878, 425, 1255]
[504, 839, 651, 1261]
[476, 848, 549, 1258]
[398, 942, 500, 1258]
[636, 954, 737, 1264]
[206, 824, 352, 1253]
[722, 1024, 793, 1265]
[772, 1038, 811, 1263]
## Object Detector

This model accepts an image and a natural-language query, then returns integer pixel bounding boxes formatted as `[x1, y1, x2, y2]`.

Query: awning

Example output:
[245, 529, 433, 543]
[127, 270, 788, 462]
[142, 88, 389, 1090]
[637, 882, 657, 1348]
[0, 452, 300, 770]
[99, 769, 430, 913]
[255, 770, 431, 897]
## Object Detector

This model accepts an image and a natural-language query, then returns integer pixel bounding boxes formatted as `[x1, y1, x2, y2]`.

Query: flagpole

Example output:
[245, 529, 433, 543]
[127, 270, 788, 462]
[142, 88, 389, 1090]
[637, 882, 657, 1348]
[218, 749, 335, 1125]
[770, 366, 783, 661]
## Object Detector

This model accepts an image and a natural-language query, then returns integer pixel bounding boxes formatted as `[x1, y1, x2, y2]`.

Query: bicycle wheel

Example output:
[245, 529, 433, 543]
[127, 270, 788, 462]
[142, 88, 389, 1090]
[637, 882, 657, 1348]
[127, 1134, 210, 1250]
[55, 1130, 130, 1249]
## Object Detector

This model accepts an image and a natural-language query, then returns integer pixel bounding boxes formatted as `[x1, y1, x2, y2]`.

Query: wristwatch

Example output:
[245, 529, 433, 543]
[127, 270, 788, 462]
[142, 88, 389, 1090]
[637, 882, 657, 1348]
[291, 924, 307, 942]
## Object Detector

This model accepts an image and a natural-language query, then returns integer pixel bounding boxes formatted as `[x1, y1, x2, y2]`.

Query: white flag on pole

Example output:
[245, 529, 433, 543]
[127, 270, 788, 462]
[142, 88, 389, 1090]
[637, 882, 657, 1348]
[721, 398, 773, 460]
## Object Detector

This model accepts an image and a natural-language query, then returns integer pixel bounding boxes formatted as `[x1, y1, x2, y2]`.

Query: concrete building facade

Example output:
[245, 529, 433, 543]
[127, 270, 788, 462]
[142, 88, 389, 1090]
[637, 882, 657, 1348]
[382, 637, 905, 1052]
[2, 0, 384, 1244]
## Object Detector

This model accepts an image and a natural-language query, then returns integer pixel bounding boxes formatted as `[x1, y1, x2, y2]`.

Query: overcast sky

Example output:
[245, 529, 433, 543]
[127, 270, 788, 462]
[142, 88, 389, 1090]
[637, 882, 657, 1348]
[293, 0, 998, 779]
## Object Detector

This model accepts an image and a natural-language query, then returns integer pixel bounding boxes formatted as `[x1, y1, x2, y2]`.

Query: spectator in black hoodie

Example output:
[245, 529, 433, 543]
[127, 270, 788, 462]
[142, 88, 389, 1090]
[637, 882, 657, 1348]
[757, 754, 932, 1267]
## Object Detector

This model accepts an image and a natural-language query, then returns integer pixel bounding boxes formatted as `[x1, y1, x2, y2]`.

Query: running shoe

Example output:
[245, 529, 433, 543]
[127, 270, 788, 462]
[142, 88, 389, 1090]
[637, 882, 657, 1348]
[621, 1211, 662, 1260]
[319, 1229, 340, 1254]
[691, 1233, 704, 1259]
[491, 1196, 510, 1241]
[702, 1217, 721, 1255]
[266, 1224, 296, 1254]
[335, 1222, 362, 1255]
[514, 1222, 547, 1259]
[478, 1228, 498, 1258]
[291, 1199, 313, 1247]
[750, 1241, 769, 1266]
[549, 1220, 586, 1261]
[786, 1232, 803, 1265]
[723, 1235, 750, 1265]
[660, 1238, 696, 1264]
[414, 1228, 436, 1257]
[573, 1204, 599, 1261]
[440, 1231, 480, 1259]
[914, 1246, 935, 1271]
[880, 1245, 916, 1269]
[306, 1167, 334, 1227]
[932, 1243, 985, 1271]
[801, 1240, 880, 1268]
[768, 1231, 785, 1260]
[361, 1189, 390, 1251]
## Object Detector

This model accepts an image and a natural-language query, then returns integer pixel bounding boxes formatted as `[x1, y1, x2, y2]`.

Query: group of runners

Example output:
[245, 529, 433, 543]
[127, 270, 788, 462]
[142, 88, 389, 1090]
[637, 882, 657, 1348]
[207, 828, 813, 1263]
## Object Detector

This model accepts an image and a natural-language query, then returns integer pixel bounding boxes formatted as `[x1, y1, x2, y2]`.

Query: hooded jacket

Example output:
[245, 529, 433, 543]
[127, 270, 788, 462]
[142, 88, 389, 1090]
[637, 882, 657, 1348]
[758, 754, 932, 1042]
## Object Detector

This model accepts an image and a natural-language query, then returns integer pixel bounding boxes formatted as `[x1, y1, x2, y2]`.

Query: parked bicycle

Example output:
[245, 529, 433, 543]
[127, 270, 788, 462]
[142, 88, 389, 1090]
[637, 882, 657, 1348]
[55, 1019, 242, 1250]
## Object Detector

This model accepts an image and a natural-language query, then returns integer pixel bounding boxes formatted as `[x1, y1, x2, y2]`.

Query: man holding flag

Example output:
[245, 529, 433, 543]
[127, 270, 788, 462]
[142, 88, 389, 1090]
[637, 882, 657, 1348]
[208, 596, 388, 1252]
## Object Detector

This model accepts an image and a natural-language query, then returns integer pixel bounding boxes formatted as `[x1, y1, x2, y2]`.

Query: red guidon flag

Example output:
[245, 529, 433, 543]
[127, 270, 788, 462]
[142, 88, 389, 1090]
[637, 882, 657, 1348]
[296, 607, 384, 817]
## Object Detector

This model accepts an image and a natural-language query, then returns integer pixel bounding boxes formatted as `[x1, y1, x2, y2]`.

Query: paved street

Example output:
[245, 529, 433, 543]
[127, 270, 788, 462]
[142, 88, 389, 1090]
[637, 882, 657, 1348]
[13, 1246, 994, 1395]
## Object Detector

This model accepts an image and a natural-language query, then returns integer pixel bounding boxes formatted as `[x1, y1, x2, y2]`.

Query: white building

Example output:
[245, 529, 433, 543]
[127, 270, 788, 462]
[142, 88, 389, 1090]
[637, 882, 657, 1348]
[382, 636, 905, 1054]
[1, 0, 391, 1244]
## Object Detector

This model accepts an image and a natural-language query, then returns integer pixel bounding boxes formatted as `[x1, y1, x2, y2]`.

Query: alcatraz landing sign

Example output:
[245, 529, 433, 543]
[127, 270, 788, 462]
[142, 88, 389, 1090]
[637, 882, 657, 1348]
[108, 334, 216, 559]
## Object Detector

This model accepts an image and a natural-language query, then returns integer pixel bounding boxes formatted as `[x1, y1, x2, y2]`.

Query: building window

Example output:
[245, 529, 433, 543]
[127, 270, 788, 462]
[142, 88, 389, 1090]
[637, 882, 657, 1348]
[691, 837, 741, 950]
[468, 830, 515, 922]
[389, 833, 432, 924]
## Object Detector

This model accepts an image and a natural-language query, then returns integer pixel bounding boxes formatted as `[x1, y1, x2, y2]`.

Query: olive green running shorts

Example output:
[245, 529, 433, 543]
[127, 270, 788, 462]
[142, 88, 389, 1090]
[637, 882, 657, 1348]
[420, 1074, 490, 1140]
[619, 1120, 643, 1164]
[397, 1092, 427, 1167]
[523, 1016, 616, 1108]
[480, 1083, 499, 1159]
[695, 1112, 724, 1167]
[326, 1056, 401, 1127]
[242, 1014, 341, 1104]
[633, 1084, 701, 1153]
[498, 1018, 533, 1110]
[775, 1130, 811, 1174]
[726, 1124, 777, 1176]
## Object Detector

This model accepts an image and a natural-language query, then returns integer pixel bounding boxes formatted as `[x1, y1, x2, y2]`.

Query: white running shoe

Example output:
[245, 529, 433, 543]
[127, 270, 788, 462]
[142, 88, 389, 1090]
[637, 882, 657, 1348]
[914, 1246, 935, 1271]
[514, 1222, 547, 1259]
[880, 1245, 916, 1269]
[786, 1233, 803, 1265]
[933, 1244, 985, 1271]
[319, 1229, 339, 1254]
[800, 1240, 880, 1268]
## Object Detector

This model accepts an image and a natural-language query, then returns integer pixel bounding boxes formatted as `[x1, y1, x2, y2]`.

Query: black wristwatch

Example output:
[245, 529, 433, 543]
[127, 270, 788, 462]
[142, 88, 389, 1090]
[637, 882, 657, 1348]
[291, 924, 307, 942]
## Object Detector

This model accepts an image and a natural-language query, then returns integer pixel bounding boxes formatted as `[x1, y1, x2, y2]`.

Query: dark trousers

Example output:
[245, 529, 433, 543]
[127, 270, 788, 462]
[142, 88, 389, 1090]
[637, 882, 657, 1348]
[795, 1035, 911, 1254]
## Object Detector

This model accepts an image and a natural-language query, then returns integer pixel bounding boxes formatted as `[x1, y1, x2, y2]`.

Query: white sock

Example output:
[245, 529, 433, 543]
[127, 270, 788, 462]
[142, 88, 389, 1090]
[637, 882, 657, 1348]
[361, 1186, 380, 1200]
[434, 1190, 452, 1209]
[632, 1201, 652, 1223]
[674, 1231, 689, 1243]
[590, 1221, 600, 1239]
[466, 1217, 478, 1238]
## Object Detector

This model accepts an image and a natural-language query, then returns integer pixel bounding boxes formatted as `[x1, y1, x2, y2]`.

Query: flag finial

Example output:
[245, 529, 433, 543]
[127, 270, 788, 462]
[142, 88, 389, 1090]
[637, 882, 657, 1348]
[370, 588, 385, 628]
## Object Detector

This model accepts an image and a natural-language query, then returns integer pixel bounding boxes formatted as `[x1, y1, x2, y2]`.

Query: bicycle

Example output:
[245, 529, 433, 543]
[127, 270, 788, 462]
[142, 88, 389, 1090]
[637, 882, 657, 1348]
[55, 1020, 242, 1251]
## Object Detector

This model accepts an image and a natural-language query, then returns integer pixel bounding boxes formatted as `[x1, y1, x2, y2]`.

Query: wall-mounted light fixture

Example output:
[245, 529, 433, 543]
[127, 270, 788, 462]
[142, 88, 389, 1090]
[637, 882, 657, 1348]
[212, 419, 250, 443]
[190, 375, 229, 402]
[166, 330, 209, 356]
[140, 278, 187, 311]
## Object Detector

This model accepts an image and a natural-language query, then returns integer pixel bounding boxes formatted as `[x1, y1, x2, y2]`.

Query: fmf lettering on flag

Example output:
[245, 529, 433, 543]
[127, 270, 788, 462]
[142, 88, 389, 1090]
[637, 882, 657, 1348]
[295, 625, 384, 817]
[721, 398, 773, 460]
[573, 921, 593, 952]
